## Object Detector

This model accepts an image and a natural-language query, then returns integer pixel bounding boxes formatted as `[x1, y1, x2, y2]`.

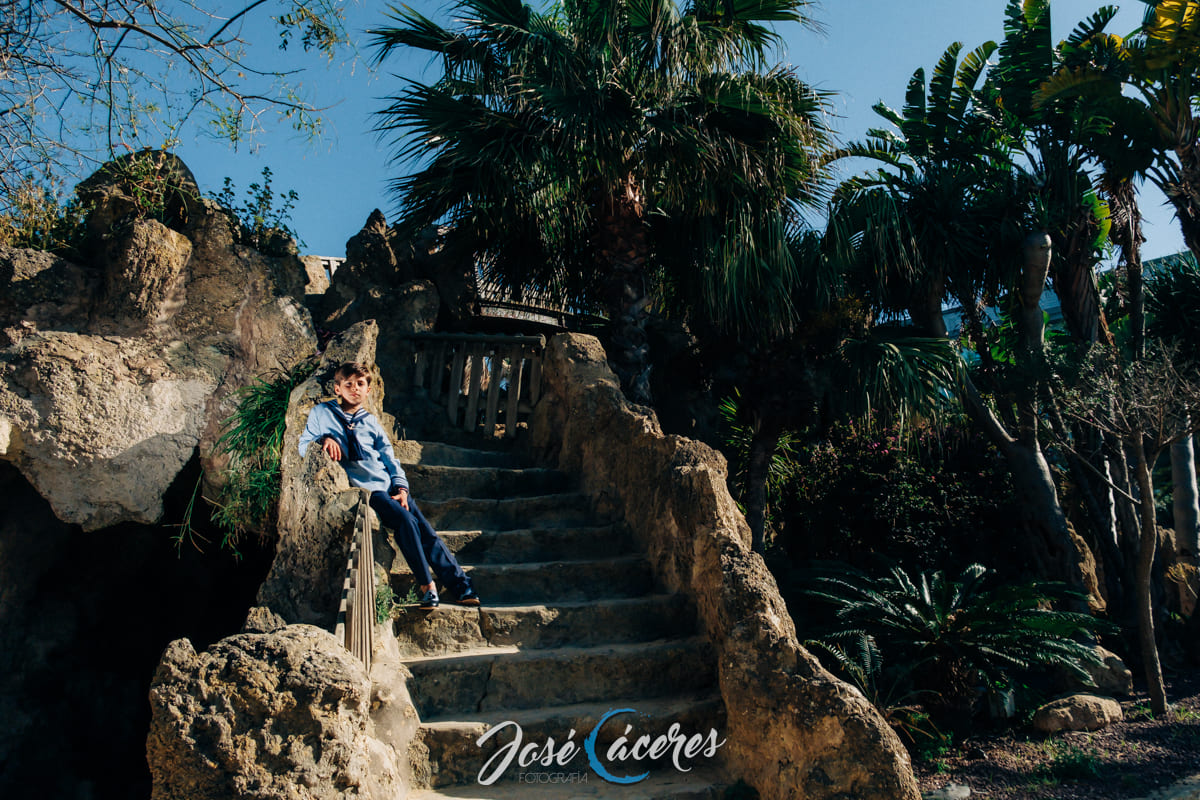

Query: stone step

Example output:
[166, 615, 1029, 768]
[416, 695, 727, 788]
[391, 595, 696, 657]
[420, 494, 608, 531]
[422, 525, 632, 565]
[403, 464, 571, 501]
[394, 440, 526, 469]
[409, 765, 729, 799]
[405, 637, 717, 719]
[393, 556, 655, 605]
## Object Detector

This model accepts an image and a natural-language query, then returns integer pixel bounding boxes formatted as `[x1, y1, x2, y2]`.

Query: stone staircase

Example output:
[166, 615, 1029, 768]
[384, 441, 729, 799]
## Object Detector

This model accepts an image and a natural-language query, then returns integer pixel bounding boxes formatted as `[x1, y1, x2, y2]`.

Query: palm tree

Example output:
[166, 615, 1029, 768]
[369, 0, 832, 402]
[831, 34, 1100, 591]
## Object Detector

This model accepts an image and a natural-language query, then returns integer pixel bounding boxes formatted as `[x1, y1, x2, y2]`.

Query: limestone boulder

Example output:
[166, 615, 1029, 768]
[0, 333, 217, 530]
[1032, 694, 1123, 732]
[147, 625, 404, 800]
[75, 149, 203, 238]
[100, 218, 192, 332]
[1055, 645, 1134, 696]
[523, 332, 920, 800]
[301, 256, 331, 295]
[0, 156, 317, 530]
[0, 245, 96, 341]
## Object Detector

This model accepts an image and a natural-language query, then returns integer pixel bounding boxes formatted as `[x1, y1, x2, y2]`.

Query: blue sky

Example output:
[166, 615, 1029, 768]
[173, 0, 1186, 262]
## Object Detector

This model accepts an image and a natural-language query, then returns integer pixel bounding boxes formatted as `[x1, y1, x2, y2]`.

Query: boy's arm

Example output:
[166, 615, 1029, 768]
[298, 405, 333, 457]
[371, 418, 409, 494]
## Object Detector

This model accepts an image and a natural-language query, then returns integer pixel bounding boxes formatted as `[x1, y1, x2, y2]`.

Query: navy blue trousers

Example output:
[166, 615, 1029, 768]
[369, 491, 471, 595]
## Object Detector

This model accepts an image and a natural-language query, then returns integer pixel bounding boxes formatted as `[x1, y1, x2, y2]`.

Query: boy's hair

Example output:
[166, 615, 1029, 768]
[333, 361, 372, 383]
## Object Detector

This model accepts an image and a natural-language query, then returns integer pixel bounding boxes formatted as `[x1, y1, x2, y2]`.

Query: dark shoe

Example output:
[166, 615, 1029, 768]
[455, 588, 481, 607]
[418, 588, 439, 610]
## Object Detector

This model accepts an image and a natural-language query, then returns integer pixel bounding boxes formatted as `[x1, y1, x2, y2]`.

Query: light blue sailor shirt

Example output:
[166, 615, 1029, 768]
[298, 400, 408, 494]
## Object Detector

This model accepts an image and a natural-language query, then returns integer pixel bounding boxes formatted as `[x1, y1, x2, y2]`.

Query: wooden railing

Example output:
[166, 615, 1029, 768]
[401, 333, 545, 438]
[334, 494, 375, 671]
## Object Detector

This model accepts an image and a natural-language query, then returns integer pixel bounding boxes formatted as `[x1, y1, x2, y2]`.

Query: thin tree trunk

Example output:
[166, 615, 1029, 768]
[746, 422, 782, 555]
[1133, 441, 1169, 716]
[914, 259, 1084, 590]
[1172, 431, 1200, 558]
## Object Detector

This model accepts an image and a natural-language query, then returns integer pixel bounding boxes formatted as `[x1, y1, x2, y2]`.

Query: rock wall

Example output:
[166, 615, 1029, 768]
[524, 333, 920, 800]
[0, 154, 317, 530]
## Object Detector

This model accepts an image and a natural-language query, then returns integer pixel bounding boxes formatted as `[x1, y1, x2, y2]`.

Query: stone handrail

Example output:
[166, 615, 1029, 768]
[523, 333, 920, 800]
[399, 332, 544, 438]
[334, 493, 376, 672]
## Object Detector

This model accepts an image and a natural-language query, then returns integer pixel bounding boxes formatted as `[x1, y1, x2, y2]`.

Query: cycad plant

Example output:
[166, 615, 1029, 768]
[804, 561, 1113, 718]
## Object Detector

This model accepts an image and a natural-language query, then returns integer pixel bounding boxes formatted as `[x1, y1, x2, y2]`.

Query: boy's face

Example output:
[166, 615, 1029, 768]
[333, 373, 371, 410]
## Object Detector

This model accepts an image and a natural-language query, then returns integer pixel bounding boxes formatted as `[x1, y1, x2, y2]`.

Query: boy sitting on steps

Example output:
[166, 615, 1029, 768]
[298, 360, 480, 610]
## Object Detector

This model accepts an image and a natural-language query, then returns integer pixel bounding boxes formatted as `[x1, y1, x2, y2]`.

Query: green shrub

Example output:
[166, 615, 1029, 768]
[210, 361, 315, 554]
[216, 166, 304, 252]
[779, 422, 1016, 571]
[804, 561, 1115, 721]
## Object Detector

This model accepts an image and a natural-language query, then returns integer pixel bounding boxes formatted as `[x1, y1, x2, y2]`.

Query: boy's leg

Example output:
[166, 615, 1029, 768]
[369, 492, 435, 587]
[407, 498, 473, 597]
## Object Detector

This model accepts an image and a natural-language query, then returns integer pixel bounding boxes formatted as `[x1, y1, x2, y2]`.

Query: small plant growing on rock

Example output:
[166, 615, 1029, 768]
[375, 583, 398, 624]
[210, 361, 315, 554]
[216, 166, 304, 252]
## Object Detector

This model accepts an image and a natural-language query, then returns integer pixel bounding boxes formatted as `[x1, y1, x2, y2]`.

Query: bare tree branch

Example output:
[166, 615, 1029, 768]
[0, 0, 351, 208]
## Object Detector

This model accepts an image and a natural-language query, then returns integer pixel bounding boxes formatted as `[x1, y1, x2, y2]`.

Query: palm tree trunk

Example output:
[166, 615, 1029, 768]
[1133, 440, 1169, 716]
[746, 421, 782, 555]
[1106, 178, 1146, 357]
[594, 177, 653, 404]
[1173, 431, 1200, 559]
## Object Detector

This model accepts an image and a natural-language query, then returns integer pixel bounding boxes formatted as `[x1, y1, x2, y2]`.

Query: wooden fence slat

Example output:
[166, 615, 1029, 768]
[484, 350, 504, 437]
[464, 347, 484, 432]
[413, 347, 427, 390]
[448, 345, 467, 425]
[528, 350, 542, 406]
[504, 345, 525, 438]
[430, 342, 448, 403]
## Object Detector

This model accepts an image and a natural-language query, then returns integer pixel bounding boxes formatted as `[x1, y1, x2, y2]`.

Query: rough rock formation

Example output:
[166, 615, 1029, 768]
[147, 625, 404, 800]
[524, 333, 920, 800]
[256, 320, 397, 627]
[301, 256, 332, 296]
[1055, 645, 1134, 696]
[1032, 694, 1123, 732]
[0, 155, 316, 530]
[317, 211, 456, 335]
[149, 319, 422, 800]
[312, 212, 472, 418]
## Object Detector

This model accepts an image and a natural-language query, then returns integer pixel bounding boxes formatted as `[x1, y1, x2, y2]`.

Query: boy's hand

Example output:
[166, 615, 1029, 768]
[321, 437, 343, 461]
[391, 487, 410, 510]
